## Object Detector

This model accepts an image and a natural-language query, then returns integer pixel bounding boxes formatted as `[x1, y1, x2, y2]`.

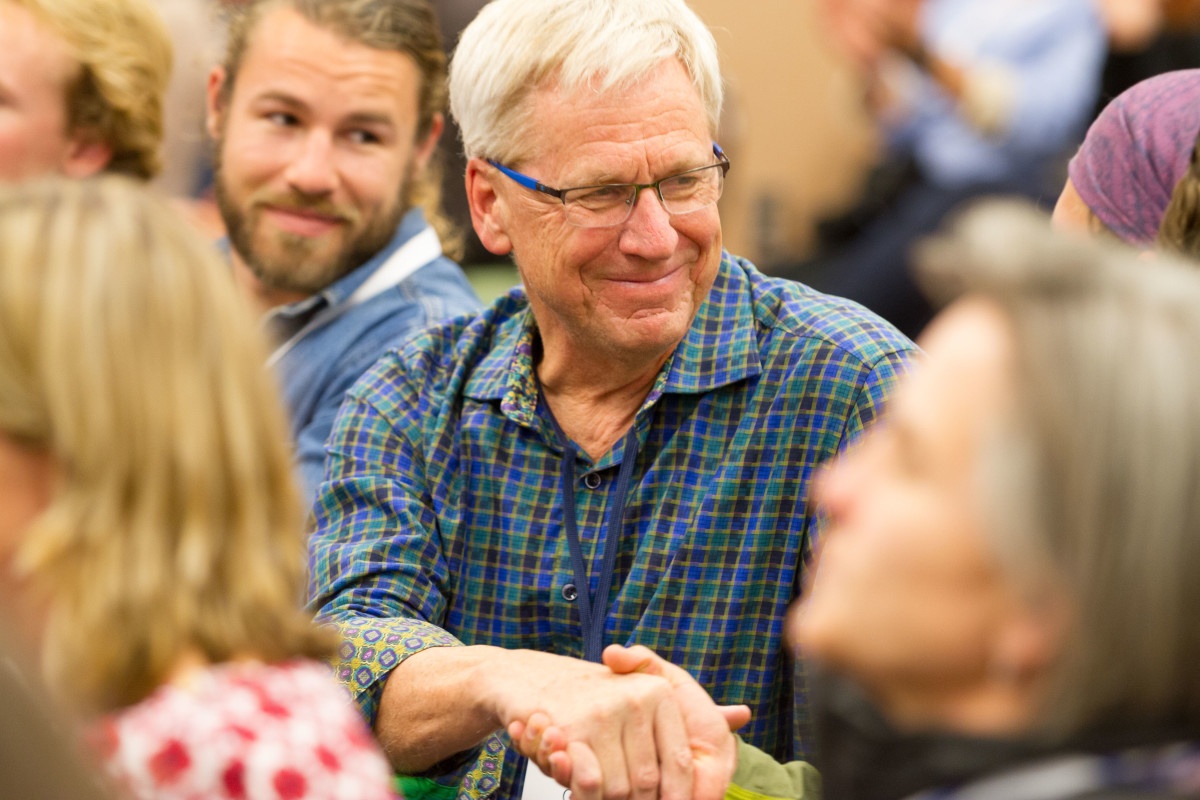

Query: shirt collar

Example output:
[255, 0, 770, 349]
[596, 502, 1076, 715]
[464, 251, 761, 427]
[464, 294, 539, 424]
[656, 250, 761, 395]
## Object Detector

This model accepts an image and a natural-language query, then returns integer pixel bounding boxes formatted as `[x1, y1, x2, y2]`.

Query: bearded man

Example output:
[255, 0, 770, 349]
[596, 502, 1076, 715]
[206, 0, 480, 499]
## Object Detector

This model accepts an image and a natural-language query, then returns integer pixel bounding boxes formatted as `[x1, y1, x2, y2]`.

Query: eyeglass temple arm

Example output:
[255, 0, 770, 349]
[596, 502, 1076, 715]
[712, 142, 730, 174]
[485, 160, 565, 199]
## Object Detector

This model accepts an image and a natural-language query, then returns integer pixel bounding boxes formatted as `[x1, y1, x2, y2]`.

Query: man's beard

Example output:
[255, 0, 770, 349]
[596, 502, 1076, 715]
[214, 142, 415, 295]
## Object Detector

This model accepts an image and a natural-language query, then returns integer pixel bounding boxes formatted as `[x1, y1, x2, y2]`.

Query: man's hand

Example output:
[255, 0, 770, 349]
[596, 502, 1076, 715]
[508, 645, 750, 800]
[483, 647, 700, 800]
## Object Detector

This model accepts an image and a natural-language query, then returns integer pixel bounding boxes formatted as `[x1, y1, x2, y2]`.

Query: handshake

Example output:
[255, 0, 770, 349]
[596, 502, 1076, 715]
[504, 645, 751, 800]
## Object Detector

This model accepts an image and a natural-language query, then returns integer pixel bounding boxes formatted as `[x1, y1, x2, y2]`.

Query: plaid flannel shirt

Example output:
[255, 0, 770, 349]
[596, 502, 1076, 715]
[308, 252, 916, 800]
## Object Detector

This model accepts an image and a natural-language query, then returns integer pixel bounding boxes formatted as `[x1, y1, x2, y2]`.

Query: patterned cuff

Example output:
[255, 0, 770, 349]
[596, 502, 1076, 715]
[327, 614, 463, 725]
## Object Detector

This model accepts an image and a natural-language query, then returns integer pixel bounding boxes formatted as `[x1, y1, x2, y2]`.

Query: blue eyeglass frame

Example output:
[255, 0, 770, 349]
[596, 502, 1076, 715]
[486, 143, 730, 205]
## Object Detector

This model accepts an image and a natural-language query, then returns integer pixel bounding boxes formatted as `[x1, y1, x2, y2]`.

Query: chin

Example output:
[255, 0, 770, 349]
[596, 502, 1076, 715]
[612, 317, 689, 357]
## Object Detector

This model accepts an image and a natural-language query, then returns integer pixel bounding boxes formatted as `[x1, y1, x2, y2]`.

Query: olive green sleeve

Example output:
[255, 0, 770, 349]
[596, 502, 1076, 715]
[725, 736, 821, 800]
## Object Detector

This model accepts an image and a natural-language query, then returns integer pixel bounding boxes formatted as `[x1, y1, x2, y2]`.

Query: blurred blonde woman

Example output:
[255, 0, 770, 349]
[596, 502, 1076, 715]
[0, 177, 397, 799]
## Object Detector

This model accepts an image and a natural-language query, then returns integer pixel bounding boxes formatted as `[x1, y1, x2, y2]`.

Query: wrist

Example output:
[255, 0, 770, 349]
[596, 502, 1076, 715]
[377, 644, 504, 774]
[470, 644, 517, 730]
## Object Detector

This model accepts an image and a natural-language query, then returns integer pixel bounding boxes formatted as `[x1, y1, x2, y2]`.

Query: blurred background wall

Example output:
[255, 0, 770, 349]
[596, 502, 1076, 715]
[688, 0, 876, 266]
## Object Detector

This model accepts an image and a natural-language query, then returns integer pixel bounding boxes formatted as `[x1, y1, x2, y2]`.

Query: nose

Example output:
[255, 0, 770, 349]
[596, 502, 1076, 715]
[618, 186, 678, 261]
[284, 130, 337, 196]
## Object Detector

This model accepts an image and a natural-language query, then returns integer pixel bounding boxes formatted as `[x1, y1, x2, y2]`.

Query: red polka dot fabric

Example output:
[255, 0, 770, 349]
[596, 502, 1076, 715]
[91, 660, 399, 800]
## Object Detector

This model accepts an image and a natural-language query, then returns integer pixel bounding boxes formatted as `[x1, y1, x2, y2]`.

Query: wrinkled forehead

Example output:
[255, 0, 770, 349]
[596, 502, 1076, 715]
[512, 59, 713, 167]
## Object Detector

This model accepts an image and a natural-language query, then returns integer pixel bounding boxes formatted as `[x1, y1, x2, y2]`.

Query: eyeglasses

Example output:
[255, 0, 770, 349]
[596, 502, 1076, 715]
[487, 143, 730, 228]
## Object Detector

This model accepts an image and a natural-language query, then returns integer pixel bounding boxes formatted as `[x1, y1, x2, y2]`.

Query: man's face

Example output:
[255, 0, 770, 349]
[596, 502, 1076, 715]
[208, 5, 441, 296]
[0, 3, 83, 181]
[473, 59, 723, 366]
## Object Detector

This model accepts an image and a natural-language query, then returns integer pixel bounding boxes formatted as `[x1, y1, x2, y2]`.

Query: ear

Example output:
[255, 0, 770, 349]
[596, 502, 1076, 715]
[59, 134, 112, 178]
[205, 65, 229, 141]
[465, 157, 513, 256]
[411, 111, 444, 175]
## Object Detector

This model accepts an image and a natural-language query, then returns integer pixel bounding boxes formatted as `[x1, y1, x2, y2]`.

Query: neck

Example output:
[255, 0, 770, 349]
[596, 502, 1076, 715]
[163, 648, 213, 688]
[230, 251, 310, 317]
[537, 342, 668, 461]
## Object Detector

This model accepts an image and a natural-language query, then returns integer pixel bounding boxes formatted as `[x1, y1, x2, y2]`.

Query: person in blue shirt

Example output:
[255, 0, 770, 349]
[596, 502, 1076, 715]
[306, 1, 914, 799]
[204, 0, 480, 500]
[795, 0, 1106, 337]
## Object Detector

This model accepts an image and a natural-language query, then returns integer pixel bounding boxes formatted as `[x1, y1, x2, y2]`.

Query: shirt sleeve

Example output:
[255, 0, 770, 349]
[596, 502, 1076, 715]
[806, 345, 914, 561]
[835, 347, 913, 449]
[293, 393, 347, 507]
[306, 360, 463, 727]
[290, 340, 395, 508]
[726, 737, 820, 800]
[892, 0, 1105, 187]
[290, 296, 442, 507]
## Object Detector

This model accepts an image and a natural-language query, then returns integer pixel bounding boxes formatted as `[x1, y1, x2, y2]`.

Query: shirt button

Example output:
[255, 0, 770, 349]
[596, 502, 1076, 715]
[561, 583, 578, 602]
[582, 473, 602, 489]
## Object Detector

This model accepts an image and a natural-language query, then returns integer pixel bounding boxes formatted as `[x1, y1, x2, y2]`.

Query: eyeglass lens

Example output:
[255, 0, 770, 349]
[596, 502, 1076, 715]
[560, 163, 725, 227]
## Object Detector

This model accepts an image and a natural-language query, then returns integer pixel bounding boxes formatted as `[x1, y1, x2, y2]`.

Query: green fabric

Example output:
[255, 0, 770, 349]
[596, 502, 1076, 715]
[396, 774, 462, 800]
[727, 736, 821, 800]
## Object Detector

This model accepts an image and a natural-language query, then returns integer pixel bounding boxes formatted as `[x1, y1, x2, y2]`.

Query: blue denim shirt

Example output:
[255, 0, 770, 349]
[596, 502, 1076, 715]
[265, 208, 481, 501]
[889, 0, 1104, 188]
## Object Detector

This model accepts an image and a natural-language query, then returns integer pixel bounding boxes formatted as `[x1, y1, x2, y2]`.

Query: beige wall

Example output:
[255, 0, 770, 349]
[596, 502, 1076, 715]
[690, 0, 878, 265]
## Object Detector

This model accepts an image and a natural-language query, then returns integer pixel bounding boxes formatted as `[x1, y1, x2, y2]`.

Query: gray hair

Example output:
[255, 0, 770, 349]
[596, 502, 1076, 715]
[448, 0, 723, 162]
[918, 201, 1200, 734]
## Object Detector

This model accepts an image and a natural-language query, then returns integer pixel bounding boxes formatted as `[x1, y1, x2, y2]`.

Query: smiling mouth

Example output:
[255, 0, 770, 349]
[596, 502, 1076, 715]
[262, 205, 345, 237]
[609, 264, 685, 285]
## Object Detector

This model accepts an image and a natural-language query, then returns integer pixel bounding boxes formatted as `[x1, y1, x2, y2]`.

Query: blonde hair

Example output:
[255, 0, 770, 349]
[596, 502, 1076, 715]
[0, 177, 330, 713]
[918, 201, 1200, 735]
[12, 0, 172, 180]
[219, 0, 462, 259]
[448, 0, 723, 163]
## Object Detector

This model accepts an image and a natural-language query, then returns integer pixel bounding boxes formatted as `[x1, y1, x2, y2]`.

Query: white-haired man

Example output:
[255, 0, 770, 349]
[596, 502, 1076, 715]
[308, 1, 915, 799]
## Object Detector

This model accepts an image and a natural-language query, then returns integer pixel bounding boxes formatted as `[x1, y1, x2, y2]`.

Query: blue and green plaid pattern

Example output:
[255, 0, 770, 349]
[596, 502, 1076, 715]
[308, 252, 915, 800]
